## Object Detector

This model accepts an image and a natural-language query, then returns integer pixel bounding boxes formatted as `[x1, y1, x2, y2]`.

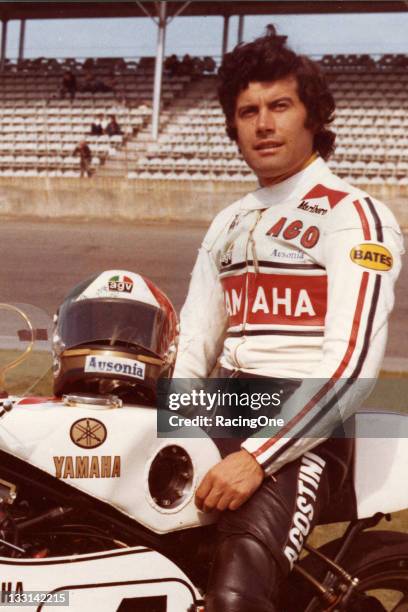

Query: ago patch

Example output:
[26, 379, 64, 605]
[350, 243, 393, 271]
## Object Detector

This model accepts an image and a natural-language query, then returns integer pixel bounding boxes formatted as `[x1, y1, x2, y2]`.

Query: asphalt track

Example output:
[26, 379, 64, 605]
[0, 218, 407, 365]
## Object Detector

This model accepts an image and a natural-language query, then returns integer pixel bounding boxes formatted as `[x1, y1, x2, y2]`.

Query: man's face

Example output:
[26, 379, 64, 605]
[233, 76, 315, 186]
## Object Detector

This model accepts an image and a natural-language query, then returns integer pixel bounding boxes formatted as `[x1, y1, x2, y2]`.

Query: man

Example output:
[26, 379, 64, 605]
[105, 114, 123, 137]
[60, 69, 77, 101]
[90, 113, 106, 136]
[173, 27, 403, 611]
[73, 140, 92, 178]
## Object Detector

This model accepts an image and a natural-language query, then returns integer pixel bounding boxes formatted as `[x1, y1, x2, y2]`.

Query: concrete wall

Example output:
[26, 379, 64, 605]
[0, 177, 407, 227]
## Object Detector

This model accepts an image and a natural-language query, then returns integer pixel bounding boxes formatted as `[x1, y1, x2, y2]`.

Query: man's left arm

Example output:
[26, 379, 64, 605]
[242, 199, 404, 477]
[197, 198, 404, 511]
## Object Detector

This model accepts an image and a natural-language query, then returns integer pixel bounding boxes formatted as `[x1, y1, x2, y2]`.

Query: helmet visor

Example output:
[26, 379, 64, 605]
[58, 298, 167, 358]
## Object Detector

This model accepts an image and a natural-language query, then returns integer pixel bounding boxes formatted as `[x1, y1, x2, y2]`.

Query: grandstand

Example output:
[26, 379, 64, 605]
[0, 56, 193, 178]
[0, 53, 407, 196]
[0, 53, 406, 231]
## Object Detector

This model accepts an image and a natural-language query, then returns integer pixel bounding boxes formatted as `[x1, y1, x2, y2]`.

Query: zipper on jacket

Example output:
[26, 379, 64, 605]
[232, 210, 264, 368]
[243, 209, 263, 327]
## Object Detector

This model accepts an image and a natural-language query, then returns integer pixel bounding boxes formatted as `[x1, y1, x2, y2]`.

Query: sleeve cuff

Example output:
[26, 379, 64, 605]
[241, 437, 270, 467]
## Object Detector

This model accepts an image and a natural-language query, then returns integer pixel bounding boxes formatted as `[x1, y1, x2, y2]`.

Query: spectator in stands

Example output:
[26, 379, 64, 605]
[180, 54, 194, 76]
[90, 114, 107, 136]
[192, 57, 205, 77]
[73, 140, 92, 178]
[105, 115, 123, 137]
[60, 70, 77, 101]
[165, 54, 180, 77]
[82, 70, 114, 94]
[203, 56, 216, 73]
[83, 57, 96, 72]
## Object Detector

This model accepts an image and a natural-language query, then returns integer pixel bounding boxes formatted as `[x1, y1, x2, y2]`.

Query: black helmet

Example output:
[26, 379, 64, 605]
[53, 270, 178, 405]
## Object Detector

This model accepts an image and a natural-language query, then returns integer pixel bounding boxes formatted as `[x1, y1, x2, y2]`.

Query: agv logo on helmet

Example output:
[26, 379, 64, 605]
[108, 275, 134, 293]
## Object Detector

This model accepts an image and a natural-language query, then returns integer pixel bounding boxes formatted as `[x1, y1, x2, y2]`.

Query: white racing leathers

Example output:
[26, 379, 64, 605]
[174, 157, 404, 475]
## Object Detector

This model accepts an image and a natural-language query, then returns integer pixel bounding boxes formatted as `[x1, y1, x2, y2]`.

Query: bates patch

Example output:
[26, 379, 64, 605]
[350, 244, 393, 271]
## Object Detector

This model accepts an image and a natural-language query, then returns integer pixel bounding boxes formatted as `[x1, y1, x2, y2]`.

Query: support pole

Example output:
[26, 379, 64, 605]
[237, 15, 244, 44]
[151, 1, 167, 140]
[222, 15, 230, 57]
[0, 20, 8, 73]
[18, 19, 26, 66]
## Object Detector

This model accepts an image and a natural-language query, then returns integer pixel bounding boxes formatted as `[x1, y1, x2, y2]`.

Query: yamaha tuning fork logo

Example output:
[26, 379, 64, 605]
[108, 274, 134, 293]
[70, 418, 107, 449]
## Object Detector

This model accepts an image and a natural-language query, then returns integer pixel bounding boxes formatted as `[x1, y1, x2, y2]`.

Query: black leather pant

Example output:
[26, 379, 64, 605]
[205, 449, 332, 612]
[205, 368, 353, 612]
[206, 535, 280, 612]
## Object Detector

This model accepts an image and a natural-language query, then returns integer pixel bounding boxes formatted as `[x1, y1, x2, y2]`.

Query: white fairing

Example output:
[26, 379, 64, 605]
[1, 400, 408, 530]
[0, 546, 199, 611]
[354, 411, 408, 518]
[0, 398, 221, 534]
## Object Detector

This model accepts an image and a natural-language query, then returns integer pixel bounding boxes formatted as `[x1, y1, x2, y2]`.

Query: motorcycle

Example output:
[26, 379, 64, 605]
[0, 302, 408, 611]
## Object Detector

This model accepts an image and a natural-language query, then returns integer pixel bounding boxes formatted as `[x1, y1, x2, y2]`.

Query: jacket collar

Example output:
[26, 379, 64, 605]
[241, 157, 332, 210]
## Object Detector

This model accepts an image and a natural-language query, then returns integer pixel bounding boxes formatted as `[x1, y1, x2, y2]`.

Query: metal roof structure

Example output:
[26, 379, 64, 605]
[0, 1, 407, 20]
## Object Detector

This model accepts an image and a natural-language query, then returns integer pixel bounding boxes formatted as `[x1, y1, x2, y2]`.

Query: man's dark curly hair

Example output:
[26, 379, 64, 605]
[218, 26, 336, 160]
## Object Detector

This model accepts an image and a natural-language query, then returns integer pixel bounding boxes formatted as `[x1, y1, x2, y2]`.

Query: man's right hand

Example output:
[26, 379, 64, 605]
[195, 449, 264, 512]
